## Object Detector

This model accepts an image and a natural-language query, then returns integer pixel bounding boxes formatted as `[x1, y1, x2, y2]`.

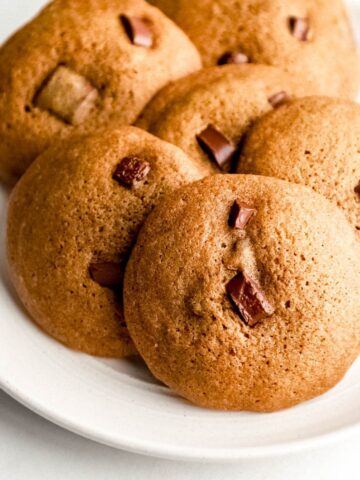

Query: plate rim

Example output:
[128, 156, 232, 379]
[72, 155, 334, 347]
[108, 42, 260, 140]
[1, 0, 360, 464]
[1, 372, 360, 462]
[1, 181, 360, 461]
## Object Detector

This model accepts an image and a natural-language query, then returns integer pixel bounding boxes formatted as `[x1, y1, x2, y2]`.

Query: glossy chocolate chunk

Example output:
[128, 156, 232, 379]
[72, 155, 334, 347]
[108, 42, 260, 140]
[113, 157, 151, 188]
[121, 15, 153, 48]
[289, 17, 310, 41]
[268, 91, 289, 108]
[89, 262, 123, 287]
[228, 200, 257, 229]
[226, 272, 275, 327]
[34, 66, 98, 125]
[196, 124, 236, 170]
[355, 181, 360, 196]
[218, 51, 249, 65]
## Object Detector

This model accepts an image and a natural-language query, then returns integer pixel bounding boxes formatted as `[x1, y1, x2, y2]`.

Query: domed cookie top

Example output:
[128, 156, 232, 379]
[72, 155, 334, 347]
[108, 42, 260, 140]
[237, 96, 360, 236]
[0, 0, 201, 184]
[7, 127, 204, 358]
[137, 64, 310, 175]
[149, 0, 359, 99]
[124, 174, 360, 411]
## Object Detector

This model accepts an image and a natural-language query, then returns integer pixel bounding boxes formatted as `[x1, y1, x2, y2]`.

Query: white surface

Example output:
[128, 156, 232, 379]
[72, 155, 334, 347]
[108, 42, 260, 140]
[1, 0, 360, 478]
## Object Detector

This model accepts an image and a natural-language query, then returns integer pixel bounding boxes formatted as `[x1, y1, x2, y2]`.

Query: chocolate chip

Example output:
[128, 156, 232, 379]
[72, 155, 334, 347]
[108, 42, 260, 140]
[218, 51, 249, 65]
[34, 66, 98, 125]
[196, 124, 237, 170]
[355, 181, 360, 196]
[113, 157, 151, 188]
[228, 200, 257, 229]
[114, 296, 128, 327]
[89, 262, 123, 287]
[226, 272, 275, 327]
[120, 15, 153, 48]
[268, 91, 289, 108]
[288, 17, 310, 41]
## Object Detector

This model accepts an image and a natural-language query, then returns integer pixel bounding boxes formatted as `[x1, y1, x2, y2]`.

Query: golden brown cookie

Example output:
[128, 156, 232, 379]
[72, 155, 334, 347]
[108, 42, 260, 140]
[137, 64, 310, 175]
[124, 174, 360, 411]
[7, 127, 204, 358]
[237, 96, 360, 236]
[0, 0, 201, 184]
[149, 0, 359, 98]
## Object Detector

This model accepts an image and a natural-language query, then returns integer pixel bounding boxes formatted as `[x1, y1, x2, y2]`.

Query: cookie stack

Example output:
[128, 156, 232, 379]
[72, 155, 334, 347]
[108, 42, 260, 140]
[3, 0, 360, 412]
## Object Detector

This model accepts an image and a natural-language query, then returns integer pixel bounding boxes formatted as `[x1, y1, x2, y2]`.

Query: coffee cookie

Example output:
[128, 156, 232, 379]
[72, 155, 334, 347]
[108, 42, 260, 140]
[0, 0, 201, 184]
[237, 96, 360, 236]
[137, 64, 309, 175]
[7, 127, 204, 357]
[149, 0, 359, 98]
[124, 174, 360, 411]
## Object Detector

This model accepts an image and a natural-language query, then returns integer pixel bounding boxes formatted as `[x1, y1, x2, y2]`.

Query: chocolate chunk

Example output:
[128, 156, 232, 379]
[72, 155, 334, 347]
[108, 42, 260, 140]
[226, 272, 275, 327]
[113, 157, 151, 188]
[288, 17, 310, 41]
[120, 15, 153, 48]
[114, 296, 128, 328]
[89, 262, 123, 287]
[196, 124, 237, 170]
[218, 51, 249, 65]
[228, 200, 257, 229]
[268, 91, 289, 108]
[355, 181, 360, 196]
[114, 305, 131, 340]
[34, 66, 98, 125]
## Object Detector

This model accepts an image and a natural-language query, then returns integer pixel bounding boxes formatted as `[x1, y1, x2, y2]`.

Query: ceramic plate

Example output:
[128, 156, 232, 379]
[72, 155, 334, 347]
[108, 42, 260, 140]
[1, 0, 360, 463]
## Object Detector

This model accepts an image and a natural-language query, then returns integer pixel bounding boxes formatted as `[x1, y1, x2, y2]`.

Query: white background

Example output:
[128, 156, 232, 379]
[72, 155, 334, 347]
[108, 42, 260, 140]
[1, 1, 360, 479]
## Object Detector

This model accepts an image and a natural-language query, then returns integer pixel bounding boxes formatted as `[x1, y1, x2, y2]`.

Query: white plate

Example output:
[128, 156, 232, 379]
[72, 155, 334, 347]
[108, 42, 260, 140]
[1, 187, 360, 463]
[1, 0, 360, 463]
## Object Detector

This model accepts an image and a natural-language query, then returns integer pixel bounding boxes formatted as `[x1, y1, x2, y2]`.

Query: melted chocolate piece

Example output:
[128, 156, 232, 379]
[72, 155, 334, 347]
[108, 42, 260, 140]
[196, 124, 237, 171]
[226, 272, 275, 327]
[120, 15, 153, 48]
[268, 91, 289, 108]
[218, 51, 249, 65]
[34, 66, 98, 125]
[289, 17, 310, 41]
[113, 157, 151, 188]
[228, 200, 257, 229]
[89, 262, 123, 287]
[354, 181, 360, 196]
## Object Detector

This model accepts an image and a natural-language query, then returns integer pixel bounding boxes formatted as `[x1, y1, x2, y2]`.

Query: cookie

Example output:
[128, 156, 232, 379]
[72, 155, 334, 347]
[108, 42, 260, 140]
[7, 127, 204, 358]
[137, 64, 309, 175]
[124, 174, 360, 411]
[237, 96, 360, 236]
[149, 0, 359, 98]
[0, 0, 201, 185]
